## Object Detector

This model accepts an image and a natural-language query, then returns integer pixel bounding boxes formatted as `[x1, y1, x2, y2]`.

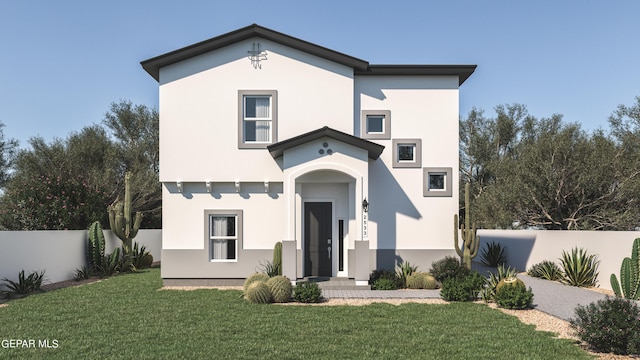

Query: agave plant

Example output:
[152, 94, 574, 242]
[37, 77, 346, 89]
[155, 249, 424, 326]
[2, 270, 46, 297]
[527, 260, 562, 281]
[395, 261, 418, 288]
[481, 264, 518, 302]
[559, 247, 599, 287]
[480, 241, 507, 267]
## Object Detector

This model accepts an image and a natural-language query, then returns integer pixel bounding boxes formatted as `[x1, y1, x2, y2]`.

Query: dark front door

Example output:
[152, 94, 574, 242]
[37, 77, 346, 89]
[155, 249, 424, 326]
[304, 202, 332, 277]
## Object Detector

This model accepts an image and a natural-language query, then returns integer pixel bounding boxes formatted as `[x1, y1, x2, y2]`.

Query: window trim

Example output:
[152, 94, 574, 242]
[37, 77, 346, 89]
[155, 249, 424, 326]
[423, 167, 452, 197]
[361, 110, 391, 139]
[392, 139, 422, 168]
[238, 90, 278, 148]
[205, 209, 243, 262]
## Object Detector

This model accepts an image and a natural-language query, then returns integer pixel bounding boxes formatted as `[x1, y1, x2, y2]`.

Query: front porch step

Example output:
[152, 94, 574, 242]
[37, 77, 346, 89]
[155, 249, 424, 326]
[302, 277, 371, 290]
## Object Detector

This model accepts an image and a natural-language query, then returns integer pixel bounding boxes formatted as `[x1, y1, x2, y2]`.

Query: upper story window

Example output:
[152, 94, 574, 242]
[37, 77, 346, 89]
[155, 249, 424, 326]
[392, 139, 422, 168]
[361, 110, 391, 140]
[238, 90, 278, 148]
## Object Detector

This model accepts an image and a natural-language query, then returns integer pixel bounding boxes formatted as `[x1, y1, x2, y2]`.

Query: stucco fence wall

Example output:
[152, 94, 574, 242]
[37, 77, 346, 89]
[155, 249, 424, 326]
[0, 230, 161, 290]
[478, 230, 640, 291]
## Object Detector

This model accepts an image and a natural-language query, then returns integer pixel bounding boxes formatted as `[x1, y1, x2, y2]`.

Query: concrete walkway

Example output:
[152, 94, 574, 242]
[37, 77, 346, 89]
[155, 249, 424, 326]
[322, 275, 612, 321]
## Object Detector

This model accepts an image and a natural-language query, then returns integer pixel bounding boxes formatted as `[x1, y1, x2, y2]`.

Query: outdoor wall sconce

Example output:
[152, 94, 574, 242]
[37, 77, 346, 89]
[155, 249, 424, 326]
[264, 180, 269, 193]
[362, 198, 369, 213]
[176, 181, 183, 193]
[205, 181, 212, 193]
[235, 180, 241, 193]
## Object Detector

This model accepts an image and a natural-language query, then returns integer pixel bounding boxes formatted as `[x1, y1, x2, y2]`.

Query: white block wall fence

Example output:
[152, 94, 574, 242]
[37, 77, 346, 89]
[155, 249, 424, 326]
[0, 230, 161, 290]
[478, 230, 640, 291]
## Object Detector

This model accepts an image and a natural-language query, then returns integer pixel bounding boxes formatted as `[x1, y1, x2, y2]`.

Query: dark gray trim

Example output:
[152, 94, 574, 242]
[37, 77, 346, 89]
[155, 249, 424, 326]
[141, 24, 369, 81]
[392, 139, 422, 168]
[267, 126, 384, 160]
[360, 110, 391, 140]
[355, 65, 477, 86]
[238, 90, 278, 149]
[205, 209, 243, 261]
[423, 167, 452, 197]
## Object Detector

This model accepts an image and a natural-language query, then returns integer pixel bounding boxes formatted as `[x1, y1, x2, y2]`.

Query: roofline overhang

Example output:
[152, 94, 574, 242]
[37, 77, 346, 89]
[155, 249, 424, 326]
[141, 24, 370, 81]
[355, 65, 477, 86]
[267, 126, 385, 160]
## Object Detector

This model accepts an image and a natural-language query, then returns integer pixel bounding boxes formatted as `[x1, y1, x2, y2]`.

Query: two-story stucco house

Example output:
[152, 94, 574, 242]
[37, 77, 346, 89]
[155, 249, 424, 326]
[141, 24, 476, 286]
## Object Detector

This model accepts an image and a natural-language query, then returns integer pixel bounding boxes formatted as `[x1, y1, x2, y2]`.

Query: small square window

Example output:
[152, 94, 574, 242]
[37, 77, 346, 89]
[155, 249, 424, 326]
[392, 139, 421, 168]
[423, 167, 452, 197]
[366, 115, 385, 134]
[361, 110, 391, 139]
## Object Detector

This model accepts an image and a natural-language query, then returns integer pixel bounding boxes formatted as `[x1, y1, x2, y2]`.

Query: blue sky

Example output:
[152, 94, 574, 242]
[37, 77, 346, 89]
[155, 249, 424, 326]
[1, 1, 638, 148]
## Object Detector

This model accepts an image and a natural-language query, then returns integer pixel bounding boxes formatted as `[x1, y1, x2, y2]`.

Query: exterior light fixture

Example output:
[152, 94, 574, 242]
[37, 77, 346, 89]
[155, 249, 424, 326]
[362, 198, 369, 213]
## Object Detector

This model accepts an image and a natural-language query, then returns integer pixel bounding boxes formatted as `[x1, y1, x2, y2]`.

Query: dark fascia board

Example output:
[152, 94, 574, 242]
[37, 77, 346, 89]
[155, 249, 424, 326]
[355, 65, 477, 85]
[267, 126, 385, 160]
[141, 24, 370, 81]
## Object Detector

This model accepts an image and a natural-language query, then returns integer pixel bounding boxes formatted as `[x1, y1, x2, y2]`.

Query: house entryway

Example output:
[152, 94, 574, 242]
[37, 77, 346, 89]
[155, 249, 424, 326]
[304, 202, 332, 277]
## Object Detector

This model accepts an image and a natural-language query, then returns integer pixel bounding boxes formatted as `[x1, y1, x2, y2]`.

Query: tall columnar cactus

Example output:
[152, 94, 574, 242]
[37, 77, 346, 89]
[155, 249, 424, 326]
[87, 221, 106, 269]
[454, 183, 479, 270]
[273, 242, 283, 276]
[108, 172, 143, 258]
[611, 237, 640, 300]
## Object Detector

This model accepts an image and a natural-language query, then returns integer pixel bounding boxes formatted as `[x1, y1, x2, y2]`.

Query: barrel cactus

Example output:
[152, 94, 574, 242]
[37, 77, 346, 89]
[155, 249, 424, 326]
[423, 273, 438, 289]
[406, 272, 426, 289]
[496, 277, 525, 293]
[243, 273, 270, 291]
[244, 281, 272, 304]
[266, 275, 292, 303]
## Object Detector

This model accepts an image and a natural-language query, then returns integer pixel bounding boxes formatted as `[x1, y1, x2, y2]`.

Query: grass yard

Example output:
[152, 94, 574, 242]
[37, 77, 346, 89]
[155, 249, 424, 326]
[0, 269, 591, 359]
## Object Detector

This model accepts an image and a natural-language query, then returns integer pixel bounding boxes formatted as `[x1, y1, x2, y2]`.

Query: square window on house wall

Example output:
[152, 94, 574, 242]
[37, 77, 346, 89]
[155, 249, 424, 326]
[361, 110, 391, 140]
[392, 139, 422, 168]
[206, 210, 243, 261]
[238, 90, 278, 148]
[423, 167, 452, 197]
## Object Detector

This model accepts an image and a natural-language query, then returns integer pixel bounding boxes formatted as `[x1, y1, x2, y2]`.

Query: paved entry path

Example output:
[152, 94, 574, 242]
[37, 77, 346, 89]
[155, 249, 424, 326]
[322, 275, 612, 322]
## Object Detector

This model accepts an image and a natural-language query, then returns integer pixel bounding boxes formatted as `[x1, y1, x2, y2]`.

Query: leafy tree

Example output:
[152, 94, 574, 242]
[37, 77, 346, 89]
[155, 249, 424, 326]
[0, 122, 19, 188]
[461, 101, 640, 230]
[103, 100, 161, 228]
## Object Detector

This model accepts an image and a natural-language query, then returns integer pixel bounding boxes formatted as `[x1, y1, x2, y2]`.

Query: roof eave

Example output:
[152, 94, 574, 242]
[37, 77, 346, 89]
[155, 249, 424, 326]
[355, 65, 477, 85]
[141, 24, 370, 82]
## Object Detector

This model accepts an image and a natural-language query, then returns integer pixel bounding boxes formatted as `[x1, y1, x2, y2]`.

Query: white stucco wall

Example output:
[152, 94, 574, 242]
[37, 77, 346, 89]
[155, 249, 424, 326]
[355, 76, 460, 250]
[158, 38, 354, 183]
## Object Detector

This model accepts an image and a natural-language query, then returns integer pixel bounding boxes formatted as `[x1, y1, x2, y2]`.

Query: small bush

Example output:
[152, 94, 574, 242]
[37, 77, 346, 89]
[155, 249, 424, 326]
[480, 241, 507, 267]
[131, 242, 153, 270]
[481, 265, 518, 302]
[495, 284, 533, 309]
[369, 269, 401, 289]
[293, 281, 323, 303]
[527, 260, 562, 281]
[560, 247, 599, 287]
[1, 270, 46, 297]
[73, 266, 92, 281]
[440, 271, 484, 302]
[372, 277, 399, 290]
[243, 273, 270, 292]
[570, 297, 640, 355]
[430, 256, 469, 283]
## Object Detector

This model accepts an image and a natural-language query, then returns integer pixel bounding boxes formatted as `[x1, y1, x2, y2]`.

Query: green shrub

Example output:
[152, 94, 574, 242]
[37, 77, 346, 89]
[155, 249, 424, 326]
[243, 273, 270, 291]
[495, 284, 533, 309]
[131, 242, 153, 270]
[266, 276, 292, 303]
[430, 256, 469, 283]
[293, 281, 323, 303]
[440, 271, 484, 302]
[1, 270, 46, 297]
[369, 269, 401, 289]
[96, 248, 121, 276]
[560, 247, 599, 287]
[244, 281, 272, 304]
[570, 297, 640, 355]
[73, 266, 92, 281]
[480, 241, 507, 267]
[395, 261, 418, 288]
[527, 260, 562, 281]
[481, 265, 518, 302]
[372, 277, 398, 290]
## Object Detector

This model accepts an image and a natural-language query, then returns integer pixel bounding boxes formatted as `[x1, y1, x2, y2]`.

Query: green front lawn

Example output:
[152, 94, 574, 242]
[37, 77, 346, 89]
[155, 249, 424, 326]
[0, 269, 591, 359]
